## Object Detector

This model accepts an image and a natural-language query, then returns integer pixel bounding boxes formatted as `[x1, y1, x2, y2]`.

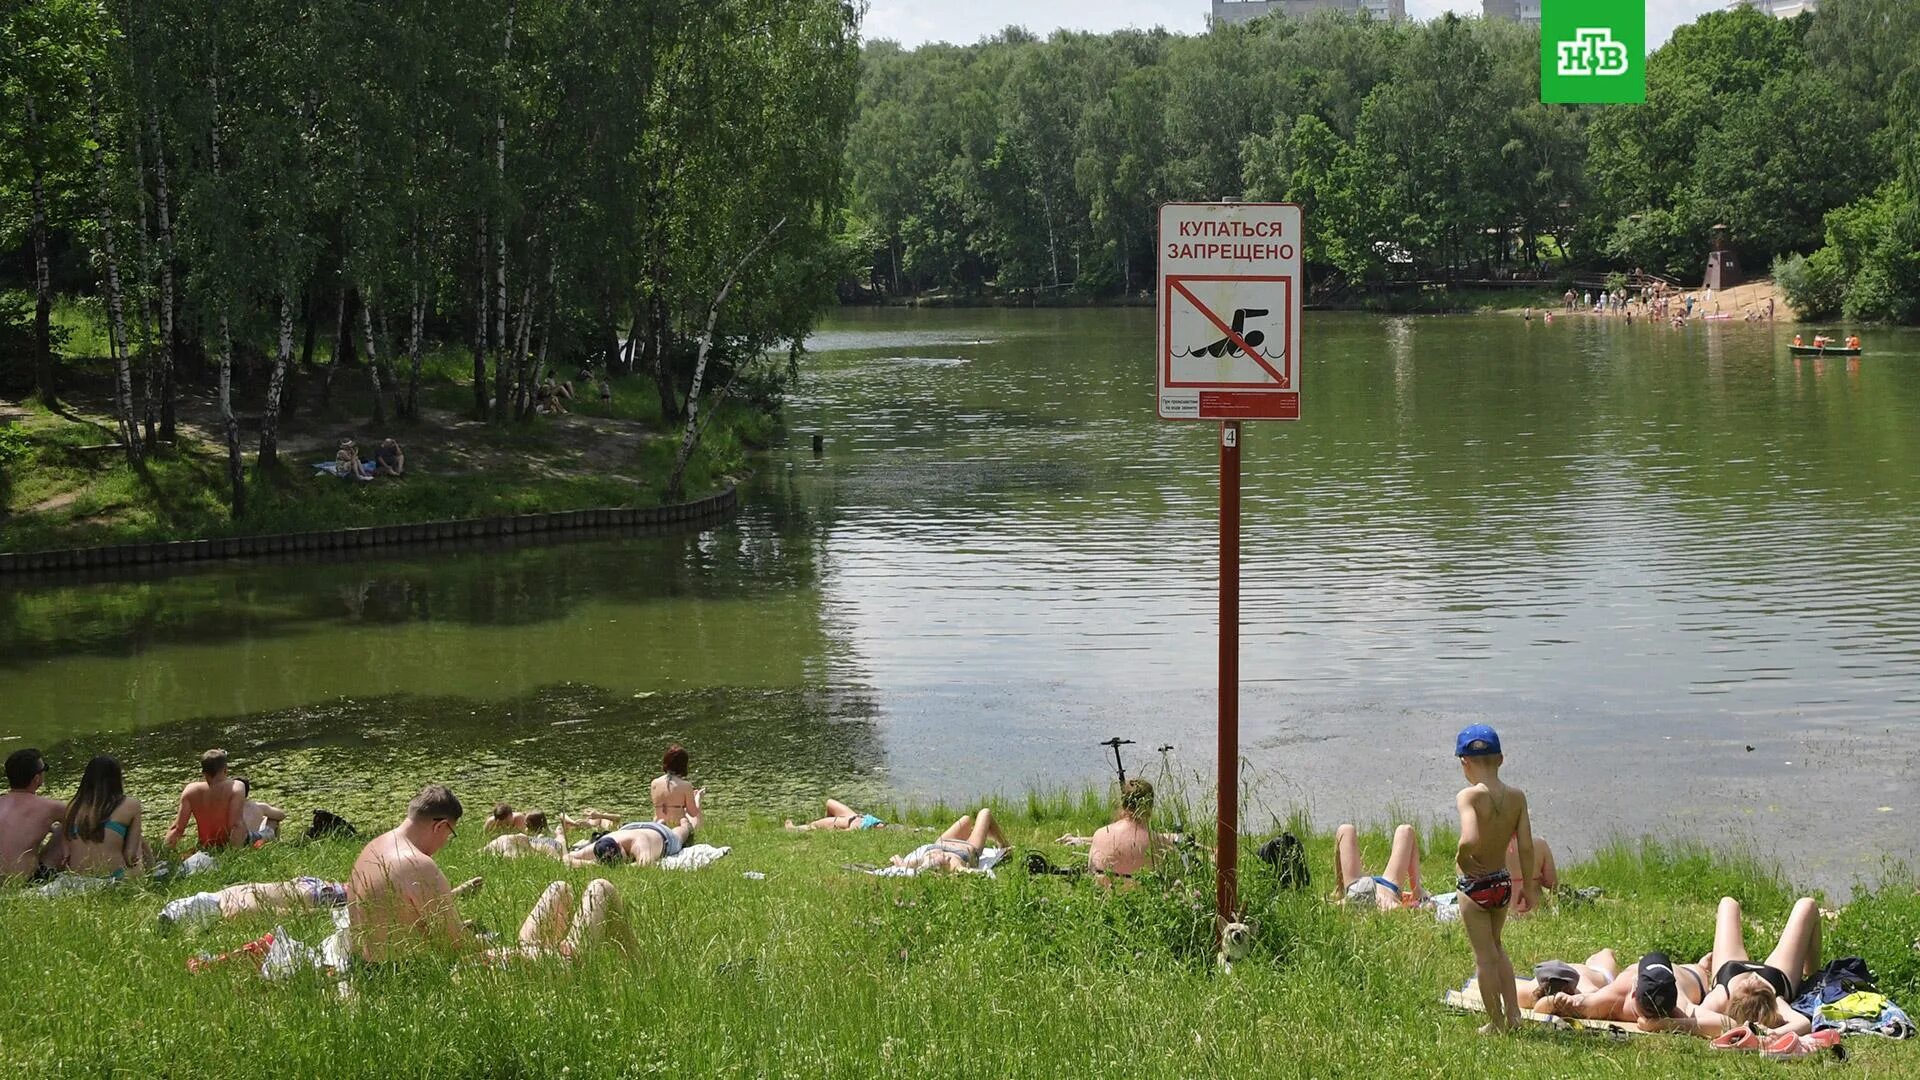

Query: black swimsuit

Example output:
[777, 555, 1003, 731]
[1715, 960, 1792, 999]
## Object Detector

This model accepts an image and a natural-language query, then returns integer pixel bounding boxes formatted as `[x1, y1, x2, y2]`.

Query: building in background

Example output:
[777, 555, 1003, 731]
[1211, 0, 1405, 26]
[1727, 0, 1820, 16]
[1481, 0, 1542, 23]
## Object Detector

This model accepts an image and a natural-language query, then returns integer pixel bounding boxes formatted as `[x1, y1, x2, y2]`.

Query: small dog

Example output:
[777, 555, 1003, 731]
[1217, 920, 1254, 972]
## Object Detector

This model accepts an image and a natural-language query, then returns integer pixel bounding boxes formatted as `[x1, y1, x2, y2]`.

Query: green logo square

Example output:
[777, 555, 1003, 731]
[1540, 0, 1645, 104]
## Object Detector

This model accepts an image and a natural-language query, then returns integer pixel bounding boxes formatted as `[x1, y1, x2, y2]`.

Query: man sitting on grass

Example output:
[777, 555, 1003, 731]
[162, 749, 246, 851]
[349, 784, 630, 963]
[0, 749, 67, 881]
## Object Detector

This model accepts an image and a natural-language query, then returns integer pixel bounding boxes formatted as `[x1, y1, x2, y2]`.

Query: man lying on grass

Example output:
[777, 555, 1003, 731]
[563, 788, 704, 868]
[349, 784, 631, 963]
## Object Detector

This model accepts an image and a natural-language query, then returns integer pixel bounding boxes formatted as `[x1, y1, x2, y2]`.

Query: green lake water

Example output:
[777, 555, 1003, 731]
[5, 309, 1918, 888]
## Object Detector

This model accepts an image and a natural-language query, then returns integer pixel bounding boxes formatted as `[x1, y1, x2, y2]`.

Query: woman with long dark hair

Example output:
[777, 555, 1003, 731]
[650, 744, 695, 827]
[64, 755, 144, 878]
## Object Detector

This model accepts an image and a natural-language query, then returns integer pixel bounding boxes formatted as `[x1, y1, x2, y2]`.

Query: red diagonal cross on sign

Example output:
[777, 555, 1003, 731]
[1170, 279, 1289, 388]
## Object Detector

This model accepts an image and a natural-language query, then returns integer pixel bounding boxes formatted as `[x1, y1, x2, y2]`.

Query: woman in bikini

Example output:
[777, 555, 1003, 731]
[785, 797, 885, 831]
[651, 745, 696, 827]
[1087, 780, 1174, 888]
[891, 808, 1007, 872]
[64, 756, 144, 878]
[1331, 822, 1421, 911]
[1630, 896, 1821, 1038]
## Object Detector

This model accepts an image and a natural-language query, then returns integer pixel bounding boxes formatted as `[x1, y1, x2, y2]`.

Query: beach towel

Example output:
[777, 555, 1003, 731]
[863, 847, 1009, 878]
[29, 873, 119, 899]
[657, 844, 732, 871]
[1446, 979, 1642, 1036]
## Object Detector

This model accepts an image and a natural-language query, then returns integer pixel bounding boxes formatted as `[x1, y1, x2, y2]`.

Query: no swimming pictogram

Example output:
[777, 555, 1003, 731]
[1156, 203, 1301, 422]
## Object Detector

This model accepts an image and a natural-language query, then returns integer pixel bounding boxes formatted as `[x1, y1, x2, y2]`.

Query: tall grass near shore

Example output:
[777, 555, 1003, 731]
[5, 796, 1915, 1078]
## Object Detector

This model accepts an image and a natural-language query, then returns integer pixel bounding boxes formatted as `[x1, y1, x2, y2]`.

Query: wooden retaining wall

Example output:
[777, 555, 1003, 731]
[0, 485, 738, 577]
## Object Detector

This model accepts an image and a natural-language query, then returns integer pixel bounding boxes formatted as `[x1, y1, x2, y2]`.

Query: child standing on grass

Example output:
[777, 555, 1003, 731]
[1452, 724, 1539, 1033]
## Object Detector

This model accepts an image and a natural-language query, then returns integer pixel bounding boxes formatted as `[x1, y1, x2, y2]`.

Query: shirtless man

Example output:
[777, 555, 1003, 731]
[0, 749, 67, 880]
[350, 785, 627, 964]
[566, 789, 703, 868]
[236, 778, 286, 843]
[1087, 780, 1175, 888]
[162, 749, 246, 850]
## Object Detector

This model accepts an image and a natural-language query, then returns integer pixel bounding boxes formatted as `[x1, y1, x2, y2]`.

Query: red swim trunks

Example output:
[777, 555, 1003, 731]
[1457, 868, 1512, 910]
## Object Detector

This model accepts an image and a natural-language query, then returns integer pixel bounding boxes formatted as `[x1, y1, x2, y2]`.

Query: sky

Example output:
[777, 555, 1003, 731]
[864, 1, 1729, 51]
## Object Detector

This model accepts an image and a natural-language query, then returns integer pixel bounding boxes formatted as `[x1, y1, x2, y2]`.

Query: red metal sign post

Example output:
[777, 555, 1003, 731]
[1216, 420, 1241, 931]
[1155, 202, 1300, 940]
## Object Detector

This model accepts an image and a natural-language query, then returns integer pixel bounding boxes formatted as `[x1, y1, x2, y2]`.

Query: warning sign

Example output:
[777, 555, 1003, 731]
[1156, 203, 1302, 421]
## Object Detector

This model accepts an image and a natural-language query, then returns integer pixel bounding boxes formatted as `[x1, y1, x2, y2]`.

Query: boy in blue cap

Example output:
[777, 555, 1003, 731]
[1453, 723, 1539, 1033]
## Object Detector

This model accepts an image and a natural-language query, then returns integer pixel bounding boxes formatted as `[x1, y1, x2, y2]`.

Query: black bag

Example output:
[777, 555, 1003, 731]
[1256, 831, 1311, 891]
[306, 809, 359, 840]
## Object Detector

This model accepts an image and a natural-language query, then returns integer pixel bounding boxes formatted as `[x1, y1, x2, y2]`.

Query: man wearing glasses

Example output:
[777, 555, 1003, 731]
[348, 784, 630, 965]
[0, 749, 68, 880]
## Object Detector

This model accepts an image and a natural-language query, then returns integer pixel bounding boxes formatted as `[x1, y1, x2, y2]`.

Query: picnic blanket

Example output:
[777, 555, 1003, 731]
[1446, 979, 1642, 1036]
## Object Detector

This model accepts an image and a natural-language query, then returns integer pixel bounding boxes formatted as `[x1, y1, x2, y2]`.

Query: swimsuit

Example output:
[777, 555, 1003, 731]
[633, 821, 683, 858]
[854, 814, 883, 830]
[1456, 868, 1512, 910]
[1716, 960, 1793, 999]
[1344, 875, 1403, 908]
[932, 839, 978, 868]
[294, 876, 348, 907]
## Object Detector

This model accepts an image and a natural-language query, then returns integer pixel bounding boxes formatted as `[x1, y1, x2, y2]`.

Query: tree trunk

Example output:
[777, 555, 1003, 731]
[299, 287, 319, 370]
[26, 93, 56, 407]
[472, 213, 489, 418]
[405, 282, 424, 419]
[150, 108, 178, 442]
[260, 291, 293, 467]
[131, 110, 158, 444]
[209, 65, 243, 516]
[667, 218, 784, 501]
[489, 2, 518, 422]
[88, 73, 141, 463]
[360, 291, 387, 425]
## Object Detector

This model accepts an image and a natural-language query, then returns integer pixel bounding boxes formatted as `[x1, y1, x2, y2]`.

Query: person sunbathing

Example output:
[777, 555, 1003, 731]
[1330, 822, 1421, 911]
[373, 438, 404, 477]
[484, 803, 538, 835]
[1087, 780, 1176, 888]
[1512, 952, 1620, 1009]
[565, 790, 703, 868]
[62, 755, 144, 880]
[349, 784, 627, 964]
[651, 745, 696, 827]
[890, 808, 1006, 872]
[480, 812, 566, 859]
[1535, 950, 1714, 1022]
[1638, 896, 1822, 1038]
[161, 874, 480, 927]
[786, 798, 885, 831]
[0, 748, 68, 881]
[236, 778, 286, 844]
[1507, 834, 1556, 915]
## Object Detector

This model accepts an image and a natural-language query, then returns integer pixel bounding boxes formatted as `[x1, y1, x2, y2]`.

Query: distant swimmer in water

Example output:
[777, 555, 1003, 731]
[786, 797, 885, 831]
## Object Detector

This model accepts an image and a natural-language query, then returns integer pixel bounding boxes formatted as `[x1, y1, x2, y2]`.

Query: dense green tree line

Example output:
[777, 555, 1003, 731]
[843, 2, 1919, 322]
[1, 0, 860, 506]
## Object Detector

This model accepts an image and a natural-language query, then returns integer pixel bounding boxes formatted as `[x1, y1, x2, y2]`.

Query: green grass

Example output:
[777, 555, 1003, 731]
[4, 797, 1915, 1078]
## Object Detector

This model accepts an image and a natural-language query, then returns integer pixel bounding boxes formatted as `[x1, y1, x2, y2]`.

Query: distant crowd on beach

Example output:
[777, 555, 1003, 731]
[1, 727, 1891, 1051]
[1523, 277, 1777, 329]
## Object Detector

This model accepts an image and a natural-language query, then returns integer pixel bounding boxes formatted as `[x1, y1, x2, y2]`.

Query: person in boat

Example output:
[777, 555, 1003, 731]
[1793, 335, 1803, 347]
[1846, 335, 1860, 350]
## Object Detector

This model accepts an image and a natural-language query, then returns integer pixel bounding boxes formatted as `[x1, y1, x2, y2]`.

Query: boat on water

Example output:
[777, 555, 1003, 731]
[1789, 344, 1863, 356]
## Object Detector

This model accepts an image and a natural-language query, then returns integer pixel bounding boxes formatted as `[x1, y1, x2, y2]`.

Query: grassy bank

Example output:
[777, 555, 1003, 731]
[5, 796, 1915, 1078]
[2, 305, 772, 554]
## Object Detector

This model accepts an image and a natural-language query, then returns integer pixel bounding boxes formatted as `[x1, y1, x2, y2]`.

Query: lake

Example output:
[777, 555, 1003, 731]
[5, 308, 1917, 889]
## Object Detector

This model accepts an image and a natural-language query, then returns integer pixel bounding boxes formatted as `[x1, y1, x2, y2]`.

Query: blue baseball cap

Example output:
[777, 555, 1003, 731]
[1455, 724, 1501, 757]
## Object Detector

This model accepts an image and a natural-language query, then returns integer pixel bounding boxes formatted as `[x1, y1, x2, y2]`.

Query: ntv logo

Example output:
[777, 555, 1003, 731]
[1555, 28, 1629, 78]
